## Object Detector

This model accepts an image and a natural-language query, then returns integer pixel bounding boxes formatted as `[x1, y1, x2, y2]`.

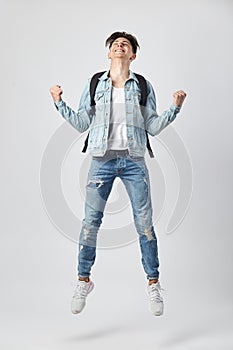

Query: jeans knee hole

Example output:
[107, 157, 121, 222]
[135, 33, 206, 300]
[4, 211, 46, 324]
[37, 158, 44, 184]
[144, 228, 153, 241]
[87, 179, 104, 189]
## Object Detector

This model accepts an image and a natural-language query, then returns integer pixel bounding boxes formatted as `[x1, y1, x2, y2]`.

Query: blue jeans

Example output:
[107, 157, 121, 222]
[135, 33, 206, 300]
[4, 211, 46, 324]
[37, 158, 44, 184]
[78, 149, 160, 280]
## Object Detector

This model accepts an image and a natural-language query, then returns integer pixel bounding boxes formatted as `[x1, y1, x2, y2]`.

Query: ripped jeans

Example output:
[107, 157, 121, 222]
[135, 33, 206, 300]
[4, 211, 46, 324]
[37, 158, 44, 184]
[78, 149, 160, 280]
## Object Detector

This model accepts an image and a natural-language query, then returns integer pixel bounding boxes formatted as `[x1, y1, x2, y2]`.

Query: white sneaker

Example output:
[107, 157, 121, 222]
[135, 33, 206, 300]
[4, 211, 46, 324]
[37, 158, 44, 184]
[147, 281, 164, 316]
[71, 280, 94, 314]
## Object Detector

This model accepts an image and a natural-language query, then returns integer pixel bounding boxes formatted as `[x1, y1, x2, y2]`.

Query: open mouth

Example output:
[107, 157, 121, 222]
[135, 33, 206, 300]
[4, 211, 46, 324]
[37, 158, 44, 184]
[115, 49, 125, 53]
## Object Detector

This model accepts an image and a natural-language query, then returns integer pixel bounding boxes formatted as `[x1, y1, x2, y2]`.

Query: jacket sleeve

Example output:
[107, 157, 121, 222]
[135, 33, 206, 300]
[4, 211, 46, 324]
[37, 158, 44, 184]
[54, 79, 92, 133]
[144, 80, 181, 136]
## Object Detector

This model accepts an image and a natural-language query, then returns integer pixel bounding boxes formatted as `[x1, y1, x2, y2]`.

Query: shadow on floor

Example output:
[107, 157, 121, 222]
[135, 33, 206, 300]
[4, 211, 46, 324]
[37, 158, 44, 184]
[63, 325, 125, 342]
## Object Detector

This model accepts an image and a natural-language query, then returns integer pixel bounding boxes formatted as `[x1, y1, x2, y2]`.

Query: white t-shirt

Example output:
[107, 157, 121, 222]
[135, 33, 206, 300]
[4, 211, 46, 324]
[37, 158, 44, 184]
[107, 86, 128, 150]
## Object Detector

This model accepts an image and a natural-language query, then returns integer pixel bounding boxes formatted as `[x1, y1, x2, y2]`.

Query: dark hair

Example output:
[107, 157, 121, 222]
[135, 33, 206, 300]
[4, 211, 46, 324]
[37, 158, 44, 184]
[105, 31, 140, 54]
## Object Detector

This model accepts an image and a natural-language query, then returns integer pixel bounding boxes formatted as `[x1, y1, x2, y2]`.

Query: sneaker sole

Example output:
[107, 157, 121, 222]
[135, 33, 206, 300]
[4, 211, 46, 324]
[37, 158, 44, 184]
[149, 306, 164, 316]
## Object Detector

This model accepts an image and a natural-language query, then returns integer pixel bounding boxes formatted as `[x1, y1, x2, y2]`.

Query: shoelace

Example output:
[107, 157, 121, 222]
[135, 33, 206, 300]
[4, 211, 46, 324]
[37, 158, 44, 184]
[73, 282, 90, 299]
[149, 283, 165, 303]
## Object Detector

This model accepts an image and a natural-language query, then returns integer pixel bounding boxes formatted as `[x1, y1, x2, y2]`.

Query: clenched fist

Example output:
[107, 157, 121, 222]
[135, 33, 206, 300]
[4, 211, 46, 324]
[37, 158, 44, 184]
[50, 85, 63, 102]
[173, 90, 187, 107]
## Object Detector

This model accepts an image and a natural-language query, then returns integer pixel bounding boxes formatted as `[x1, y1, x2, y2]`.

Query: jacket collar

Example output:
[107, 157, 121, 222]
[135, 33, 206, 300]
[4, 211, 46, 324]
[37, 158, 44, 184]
[98, 70, 139, 83]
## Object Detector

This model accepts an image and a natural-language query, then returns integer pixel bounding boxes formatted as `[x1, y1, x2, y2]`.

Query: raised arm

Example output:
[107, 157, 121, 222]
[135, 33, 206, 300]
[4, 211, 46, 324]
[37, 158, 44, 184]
[49, 80, 92, 133]
[144, 81, 186, 136]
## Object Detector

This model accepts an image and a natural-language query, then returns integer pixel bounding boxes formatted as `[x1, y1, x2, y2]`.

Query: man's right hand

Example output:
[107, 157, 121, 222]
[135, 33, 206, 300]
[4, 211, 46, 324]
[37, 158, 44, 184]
[50, 85, 63, 102]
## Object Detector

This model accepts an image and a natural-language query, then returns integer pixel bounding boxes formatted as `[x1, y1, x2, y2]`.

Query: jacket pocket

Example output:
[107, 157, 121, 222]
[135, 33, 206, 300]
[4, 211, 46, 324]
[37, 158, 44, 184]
[94, 92, 105, 102]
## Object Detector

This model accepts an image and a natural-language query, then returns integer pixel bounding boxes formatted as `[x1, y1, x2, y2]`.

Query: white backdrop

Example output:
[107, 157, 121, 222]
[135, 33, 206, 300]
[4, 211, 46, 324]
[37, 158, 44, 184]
[1, 0, 233, 349]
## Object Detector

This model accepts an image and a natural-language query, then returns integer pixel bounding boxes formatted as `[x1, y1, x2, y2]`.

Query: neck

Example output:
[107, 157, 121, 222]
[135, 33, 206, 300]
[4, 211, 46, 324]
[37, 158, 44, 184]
[109, 60, 130, 88]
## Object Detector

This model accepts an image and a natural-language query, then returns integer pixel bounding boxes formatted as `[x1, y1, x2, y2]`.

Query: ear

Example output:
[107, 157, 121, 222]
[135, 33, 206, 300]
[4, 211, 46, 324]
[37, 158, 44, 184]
[130, 54, 136, 62]
[108, 51, 111, 59]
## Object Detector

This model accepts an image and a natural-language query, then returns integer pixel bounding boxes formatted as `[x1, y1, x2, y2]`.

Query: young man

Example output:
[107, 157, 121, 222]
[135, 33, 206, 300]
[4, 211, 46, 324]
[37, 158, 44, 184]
[50, 31, 186, 316]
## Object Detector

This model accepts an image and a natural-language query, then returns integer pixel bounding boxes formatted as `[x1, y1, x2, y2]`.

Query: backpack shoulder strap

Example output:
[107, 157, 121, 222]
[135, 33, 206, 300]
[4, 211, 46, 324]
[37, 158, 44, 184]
[134, 73, 147, 106]
[82, 71, 106, 153]
[134, 73, 154, 158]
[90, 71, 106, 106]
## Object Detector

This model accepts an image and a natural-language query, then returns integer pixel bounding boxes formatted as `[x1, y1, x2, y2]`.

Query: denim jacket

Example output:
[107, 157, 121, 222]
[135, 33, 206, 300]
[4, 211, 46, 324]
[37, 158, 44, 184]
[54, 70, 181, 157]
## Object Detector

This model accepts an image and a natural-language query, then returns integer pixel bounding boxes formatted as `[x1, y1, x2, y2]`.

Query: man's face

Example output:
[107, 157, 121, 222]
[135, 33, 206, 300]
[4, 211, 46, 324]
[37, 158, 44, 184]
[108, 37, 136, 62]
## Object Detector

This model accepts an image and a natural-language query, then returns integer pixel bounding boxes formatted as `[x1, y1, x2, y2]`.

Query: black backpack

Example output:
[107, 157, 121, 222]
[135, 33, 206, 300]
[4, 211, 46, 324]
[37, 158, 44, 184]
[82, 71, 154, 158]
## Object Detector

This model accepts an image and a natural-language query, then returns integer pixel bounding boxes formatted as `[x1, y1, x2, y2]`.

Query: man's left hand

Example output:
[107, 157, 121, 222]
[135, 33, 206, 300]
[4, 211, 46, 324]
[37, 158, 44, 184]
[173, 90, 187, 107]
